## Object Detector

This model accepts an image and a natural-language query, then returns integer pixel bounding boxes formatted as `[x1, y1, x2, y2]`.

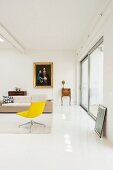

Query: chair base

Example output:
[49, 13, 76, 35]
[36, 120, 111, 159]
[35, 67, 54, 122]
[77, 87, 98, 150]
[19, 120, 46, 133]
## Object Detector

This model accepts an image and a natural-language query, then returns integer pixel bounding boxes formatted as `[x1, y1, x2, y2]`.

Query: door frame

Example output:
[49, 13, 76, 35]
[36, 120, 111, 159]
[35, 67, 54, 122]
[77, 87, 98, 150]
[80, 37, 103, 120]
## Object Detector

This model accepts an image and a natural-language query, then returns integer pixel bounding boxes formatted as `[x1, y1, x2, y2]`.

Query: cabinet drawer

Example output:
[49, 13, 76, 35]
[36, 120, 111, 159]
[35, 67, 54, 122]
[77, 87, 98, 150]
[62, 88, 71, 96]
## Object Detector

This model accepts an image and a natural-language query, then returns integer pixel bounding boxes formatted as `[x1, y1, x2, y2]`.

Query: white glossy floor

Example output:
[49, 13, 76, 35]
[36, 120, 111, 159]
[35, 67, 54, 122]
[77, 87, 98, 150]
[0, 105, 113, 170]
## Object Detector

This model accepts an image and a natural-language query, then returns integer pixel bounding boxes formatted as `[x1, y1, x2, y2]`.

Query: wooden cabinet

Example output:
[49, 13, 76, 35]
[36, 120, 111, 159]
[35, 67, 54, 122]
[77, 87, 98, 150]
[61, 88, 71, 105]
[8, 91, 27, 96]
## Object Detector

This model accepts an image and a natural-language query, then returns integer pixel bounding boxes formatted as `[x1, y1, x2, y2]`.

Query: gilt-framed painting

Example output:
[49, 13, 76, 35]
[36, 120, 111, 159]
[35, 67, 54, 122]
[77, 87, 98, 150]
[33, 62, 53, 88]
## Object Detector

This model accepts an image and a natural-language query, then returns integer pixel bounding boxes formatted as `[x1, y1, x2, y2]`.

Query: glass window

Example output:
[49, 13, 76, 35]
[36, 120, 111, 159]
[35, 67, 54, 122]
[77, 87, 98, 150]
[89, 43, 103, 117]
[80, 38, 103, 119]
[81, 58, 88, 110]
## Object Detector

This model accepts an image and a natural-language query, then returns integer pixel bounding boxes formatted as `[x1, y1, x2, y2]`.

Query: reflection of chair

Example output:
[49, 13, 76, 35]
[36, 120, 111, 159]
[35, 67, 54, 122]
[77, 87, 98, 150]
[17, 101, 46, 132]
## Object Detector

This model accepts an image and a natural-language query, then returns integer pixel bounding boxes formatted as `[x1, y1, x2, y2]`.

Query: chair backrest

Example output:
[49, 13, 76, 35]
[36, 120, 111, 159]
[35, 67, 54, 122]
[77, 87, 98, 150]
[28, 100, 46, 118]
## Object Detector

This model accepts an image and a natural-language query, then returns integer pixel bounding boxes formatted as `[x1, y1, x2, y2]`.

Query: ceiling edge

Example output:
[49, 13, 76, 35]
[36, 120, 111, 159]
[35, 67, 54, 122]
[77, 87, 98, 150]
[76, 0, 113, 56]
[0, 23, 25, 53]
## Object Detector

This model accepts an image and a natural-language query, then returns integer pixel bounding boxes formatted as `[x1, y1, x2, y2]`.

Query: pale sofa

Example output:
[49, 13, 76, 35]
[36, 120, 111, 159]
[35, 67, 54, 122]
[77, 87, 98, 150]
[0, 95, 53, 113]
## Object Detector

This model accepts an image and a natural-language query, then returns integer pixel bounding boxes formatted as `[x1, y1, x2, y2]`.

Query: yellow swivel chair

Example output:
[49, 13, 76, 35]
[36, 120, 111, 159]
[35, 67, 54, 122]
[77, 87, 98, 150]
[17, 100, 46, 131]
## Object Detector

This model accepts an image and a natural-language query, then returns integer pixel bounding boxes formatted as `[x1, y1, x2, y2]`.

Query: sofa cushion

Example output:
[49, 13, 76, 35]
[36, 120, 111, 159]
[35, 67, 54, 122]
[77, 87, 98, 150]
[13, 96, 31, 103]
[31, 94, 48, 102]
[3, 96, 14, 104]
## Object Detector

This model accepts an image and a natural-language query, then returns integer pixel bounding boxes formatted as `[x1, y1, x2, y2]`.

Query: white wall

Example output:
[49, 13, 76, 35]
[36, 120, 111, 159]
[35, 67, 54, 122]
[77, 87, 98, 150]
[0, 49, 76, 105]
[103, 13, 113, 143]
[76, 2, 113, 144]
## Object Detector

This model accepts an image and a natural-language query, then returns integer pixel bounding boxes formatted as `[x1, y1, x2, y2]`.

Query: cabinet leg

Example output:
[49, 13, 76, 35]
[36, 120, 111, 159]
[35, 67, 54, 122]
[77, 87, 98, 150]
[61, 96, 63, 106]
[69, 96, 71, 105]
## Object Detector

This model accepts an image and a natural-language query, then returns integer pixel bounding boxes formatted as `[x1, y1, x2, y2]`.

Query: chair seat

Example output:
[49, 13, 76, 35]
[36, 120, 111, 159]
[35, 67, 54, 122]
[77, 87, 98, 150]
[17, 101, 46, 118]
[17, 101, 46, 132]
[17, 111, 30, 118]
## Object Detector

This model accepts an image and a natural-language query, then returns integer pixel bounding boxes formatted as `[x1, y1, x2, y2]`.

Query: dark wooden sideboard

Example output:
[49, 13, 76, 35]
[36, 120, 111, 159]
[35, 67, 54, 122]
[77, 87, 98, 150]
[61, 88, 71, 105]
[8, 91, 27, 96]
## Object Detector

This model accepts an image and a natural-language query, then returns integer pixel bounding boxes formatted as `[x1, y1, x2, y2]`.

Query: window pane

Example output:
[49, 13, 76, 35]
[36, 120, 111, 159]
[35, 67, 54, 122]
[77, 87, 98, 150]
[89, 43, 103, 117]
[81, 58, 88, 109]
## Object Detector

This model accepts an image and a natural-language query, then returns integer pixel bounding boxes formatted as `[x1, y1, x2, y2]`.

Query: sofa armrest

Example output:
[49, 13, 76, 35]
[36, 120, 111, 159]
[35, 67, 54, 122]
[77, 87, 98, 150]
[43, 100, 53, 113]
[0, 100, 3, 106]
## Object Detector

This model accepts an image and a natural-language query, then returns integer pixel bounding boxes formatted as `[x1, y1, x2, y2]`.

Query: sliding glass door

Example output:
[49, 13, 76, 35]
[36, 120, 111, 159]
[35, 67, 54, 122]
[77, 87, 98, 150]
[89, 43, 103, 117]
[81, 57, 88, 110]
[80, 38, 103, 119]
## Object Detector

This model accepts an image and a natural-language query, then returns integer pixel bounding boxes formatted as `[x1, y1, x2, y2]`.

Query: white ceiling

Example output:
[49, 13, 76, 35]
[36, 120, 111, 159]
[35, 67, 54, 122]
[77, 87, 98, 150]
[0, 0, 107, 50]
[0, 36, 14, 49]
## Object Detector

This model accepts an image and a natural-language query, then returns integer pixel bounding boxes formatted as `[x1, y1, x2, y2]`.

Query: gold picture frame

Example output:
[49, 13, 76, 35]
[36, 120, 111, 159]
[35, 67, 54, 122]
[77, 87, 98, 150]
[33, 62, 53, 88]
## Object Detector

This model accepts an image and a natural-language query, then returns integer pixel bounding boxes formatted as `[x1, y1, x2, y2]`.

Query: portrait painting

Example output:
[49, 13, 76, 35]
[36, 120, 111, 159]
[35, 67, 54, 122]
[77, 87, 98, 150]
[33, 62, 53, 88]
